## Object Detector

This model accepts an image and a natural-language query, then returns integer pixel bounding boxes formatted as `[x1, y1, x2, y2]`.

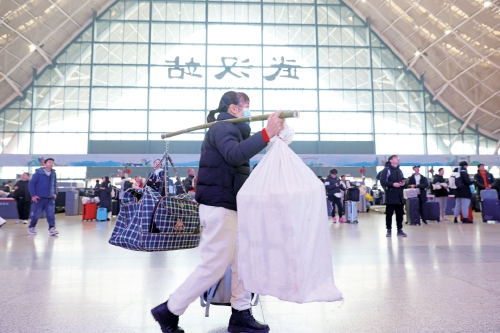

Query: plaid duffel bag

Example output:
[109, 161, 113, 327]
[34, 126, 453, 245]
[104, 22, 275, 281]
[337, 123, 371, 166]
[108, 187, 201, 252]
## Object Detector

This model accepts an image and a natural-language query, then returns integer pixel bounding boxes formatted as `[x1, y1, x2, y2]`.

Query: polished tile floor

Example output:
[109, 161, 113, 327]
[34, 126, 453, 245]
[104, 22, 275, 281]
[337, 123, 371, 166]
[1, 212, 500, 333]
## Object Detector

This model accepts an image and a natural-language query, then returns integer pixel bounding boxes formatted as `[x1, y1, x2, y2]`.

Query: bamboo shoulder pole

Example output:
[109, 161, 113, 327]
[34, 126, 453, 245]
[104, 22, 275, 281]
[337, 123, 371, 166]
[161, 110, 300, 139]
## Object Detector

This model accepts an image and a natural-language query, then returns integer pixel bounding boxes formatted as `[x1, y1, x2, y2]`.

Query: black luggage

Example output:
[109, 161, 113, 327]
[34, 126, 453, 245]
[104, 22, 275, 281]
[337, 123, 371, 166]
[346, 187, 360, 202]
[471, 193, 481, 212]
[481, 198, 500, 222]
[425, 201, 440, 222]
[406, 198, 420, 225]
[112, 200, 119, 216]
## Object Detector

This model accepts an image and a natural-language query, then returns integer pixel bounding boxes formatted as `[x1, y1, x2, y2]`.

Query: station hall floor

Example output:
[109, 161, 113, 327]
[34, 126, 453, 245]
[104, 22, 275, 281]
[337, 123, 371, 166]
[1, 211, 500, 333]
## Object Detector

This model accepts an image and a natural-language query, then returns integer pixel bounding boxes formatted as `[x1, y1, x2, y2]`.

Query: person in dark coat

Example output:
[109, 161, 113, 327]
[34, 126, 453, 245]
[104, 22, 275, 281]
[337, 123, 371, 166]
[325, 169, 345, 223]
[473, 164, 494, 195]
[407, 165, 429, 225]
[99, 176, 112, 221]
[151, 91, 284, 333]
[453, 161, 473, 223]
[432, 168, 450, 221]
[182, 169, 195, 193]
[14, 173, 31, 224]
[380, 155, 407, 237]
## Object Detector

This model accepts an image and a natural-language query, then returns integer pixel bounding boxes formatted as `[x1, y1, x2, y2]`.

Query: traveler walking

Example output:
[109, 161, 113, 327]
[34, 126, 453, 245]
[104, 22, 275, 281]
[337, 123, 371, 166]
[28, 158, 59, 235]
[150, 91, 283, 333]
[380, 155, 407, 237]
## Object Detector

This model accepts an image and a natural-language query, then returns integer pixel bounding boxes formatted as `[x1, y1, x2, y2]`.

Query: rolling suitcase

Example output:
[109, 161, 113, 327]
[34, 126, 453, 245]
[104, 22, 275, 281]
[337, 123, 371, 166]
[481, 199, 500, 222]
[406, 198, 420, 225]
[82, 202, 97, 221]
[345, 201, 358, 223]
[96, 207, 108, 221]
[425, 201, 440, 222]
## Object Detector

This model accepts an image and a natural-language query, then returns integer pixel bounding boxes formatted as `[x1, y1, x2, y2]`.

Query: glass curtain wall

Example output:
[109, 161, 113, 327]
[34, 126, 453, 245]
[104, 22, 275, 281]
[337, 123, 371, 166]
[1, 0, 498, 160]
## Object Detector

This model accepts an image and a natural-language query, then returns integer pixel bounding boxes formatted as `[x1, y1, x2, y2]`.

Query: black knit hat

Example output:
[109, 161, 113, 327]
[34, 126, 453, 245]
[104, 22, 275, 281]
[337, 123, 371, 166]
[459, 161, 468, 167]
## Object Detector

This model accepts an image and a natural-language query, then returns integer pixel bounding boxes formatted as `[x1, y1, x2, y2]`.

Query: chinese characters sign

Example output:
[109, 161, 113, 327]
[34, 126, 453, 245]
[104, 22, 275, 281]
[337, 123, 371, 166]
[165, 55, 301, 81]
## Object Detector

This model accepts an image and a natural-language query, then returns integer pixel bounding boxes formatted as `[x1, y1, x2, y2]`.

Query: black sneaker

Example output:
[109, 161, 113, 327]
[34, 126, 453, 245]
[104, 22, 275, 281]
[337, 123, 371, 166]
[462, 218, 473, 224]
[386, 230, 391, 237]
[454, 217, 458, 223]
[151, 301, 184, 333]
[397, 229, 407, 237]
[422, 220, 428, 225]
[228, 308, 269, 333]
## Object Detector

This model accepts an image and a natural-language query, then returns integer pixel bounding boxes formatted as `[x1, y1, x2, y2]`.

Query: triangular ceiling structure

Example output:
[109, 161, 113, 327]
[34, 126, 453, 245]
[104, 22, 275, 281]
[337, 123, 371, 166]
[343, 0, 500, 140]
[0, 0, 116, 108]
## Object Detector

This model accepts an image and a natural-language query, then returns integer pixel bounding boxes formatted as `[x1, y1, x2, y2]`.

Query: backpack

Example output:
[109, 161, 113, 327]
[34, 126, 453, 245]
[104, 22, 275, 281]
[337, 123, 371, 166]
[123, 180, 132, 191]
[451, 171, 465, 189]
[200, 264, 259, 317]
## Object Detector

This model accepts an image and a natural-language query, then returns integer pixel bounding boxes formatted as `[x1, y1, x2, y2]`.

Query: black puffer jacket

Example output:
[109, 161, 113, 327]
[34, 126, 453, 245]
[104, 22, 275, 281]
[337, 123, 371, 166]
[380, 165, 405, 205]
[473, 171, 494, 193]
[455, 167, 473, 199]
[195, 112, 267, 211]
[325, 175, 343, 196]
[432, 175, 449, 198]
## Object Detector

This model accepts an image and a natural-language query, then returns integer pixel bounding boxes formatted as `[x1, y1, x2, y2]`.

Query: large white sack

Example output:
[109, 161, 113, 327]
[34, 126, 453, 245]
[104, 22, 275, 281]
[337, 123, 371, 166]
[237, 138, 343, 303]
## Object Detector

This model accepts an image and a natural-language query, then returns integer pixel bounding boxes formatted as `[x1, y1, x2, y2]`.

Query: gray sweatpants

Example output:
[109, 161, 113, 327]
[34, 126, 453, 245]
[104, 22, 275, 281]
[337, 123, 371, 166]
[436, 197, 447, 218]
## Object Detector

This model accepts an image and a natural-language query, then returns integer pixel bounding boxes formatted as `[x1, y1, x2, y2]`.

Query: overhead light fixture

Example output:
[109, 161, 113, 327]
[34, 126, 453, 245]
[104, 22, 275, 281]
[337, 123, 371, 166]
[445, 29, 452, 35]
[415, 50, 421, 57]
[28, 44, 36, 52]
[484, 1, 492, 7]
[348, 16, 353, 21]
